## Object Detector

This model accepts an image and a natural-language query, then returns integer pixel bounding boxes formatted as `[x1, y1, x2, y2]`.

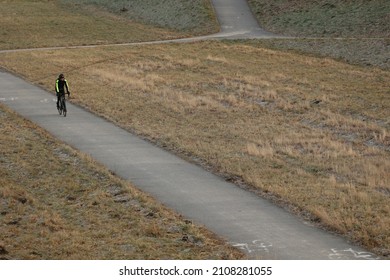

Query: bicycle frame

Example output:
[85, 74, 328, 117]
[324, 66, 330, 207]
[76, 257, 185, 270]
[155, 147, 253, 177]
[58, 94, 67, 117]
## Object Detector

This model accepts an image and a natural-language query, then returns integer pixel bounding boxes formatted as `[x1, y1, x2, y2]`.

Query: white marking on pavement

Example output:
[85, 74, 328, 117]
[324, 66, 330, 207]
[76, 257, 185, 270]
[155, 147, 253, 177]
[329, 248, 379, 260]
[0, 97, 18, 101]
[231, 240, 273, 254]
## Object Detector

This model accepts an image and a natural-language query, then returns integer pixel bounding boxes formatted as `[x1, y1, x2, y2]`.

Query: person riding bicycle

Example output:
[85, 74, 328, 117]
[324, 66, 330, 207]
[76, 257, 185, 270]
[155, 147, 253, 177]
[55, 73, 70, 110]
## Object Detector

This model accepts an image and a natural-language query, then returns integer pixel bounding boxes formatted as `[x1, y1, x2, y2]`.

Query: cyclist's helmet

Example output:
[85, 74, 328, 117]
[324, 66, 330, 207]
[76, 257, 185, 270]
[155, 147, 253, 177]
[59, 73, 65, 79]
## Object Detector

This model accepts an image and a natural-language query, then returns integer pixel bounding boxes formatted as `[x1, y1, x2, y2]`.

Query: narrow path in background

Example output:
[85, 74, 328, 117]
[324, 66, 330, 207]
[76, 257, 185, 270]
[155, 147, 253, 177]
[211, 0, 276, 38]
[0, 0, 281, 54]
[0, 1, 379, 259]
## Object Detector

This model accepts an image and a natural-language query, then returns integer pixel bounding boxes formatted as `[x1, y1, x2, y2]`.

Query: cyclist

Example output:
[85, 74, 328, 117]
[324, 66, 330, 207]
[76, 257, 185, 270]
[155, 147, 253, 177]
[55, 73, 70, 111]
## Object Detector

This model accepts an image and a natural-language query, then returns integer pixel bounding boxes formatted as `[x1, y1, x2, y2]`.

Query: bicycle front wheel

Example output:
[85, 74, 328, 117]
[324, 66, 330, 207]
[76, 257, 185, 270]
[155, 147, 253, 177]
[61, 97, 67, 117]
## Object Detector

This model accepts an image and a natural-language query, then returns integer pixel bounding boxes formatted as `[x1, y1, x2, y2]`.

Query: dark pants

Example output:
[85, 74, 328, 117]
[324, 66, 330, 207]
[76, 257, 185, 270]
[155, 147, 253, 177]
[57, 92, 65, 109]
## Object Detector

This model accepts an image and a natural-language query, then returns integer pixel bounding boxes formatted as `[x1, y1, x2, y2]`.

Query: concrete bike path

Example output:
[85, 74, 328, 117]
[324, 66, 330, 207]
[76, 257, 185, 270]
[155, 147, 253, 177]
[210, 0, 276, 38]
[0, 70, 378, 259]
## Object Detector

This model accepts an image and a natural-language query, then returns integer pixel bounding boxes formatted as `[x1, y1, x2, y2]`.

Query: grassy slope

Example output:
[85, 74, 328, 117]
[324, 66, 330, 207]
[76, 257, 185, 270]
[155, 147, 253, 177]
[61, 0, 219, 34]
[1, 0, 389, 259]
[1, 43, 389, 257]
[0, 103, 243, 260]
[0, 0, 241, 260]
[0, 0, 218, 50]
[247, 0, 390, 69]
[248, 0, 390, 38]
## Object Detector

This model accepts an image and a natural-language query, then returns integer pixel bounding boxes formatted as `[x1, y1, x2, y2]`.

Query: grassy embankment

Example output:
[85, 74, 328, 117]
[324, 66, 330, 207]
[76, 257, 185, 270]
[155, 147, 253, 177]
[0, 0, 240, 259]
[248, 0, 389, 38]
[2, 42, 389, 257]
[247, 0, 390, 69]
[0, 0, 218, 50]
[1, 0, 389, 258]
[0, 103, 243, 259]
[61, 0, 219, 36]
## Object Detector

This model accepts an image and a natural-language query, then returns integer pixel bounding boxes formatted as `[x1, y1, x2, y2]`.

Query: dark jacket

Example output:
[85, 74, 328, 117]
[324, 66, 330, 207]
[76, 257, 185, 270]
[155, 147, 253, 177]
[55, 79, 69, 95]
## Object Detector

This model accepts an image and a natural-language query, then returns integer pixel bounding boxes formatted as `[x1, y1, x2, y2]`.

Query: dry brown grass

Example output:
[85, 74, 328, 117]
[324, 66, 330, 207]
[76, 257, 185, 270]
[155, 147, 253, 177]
[0, 103, 244, 260]
[1, 40, 388, 256]
[0, 0, 189, 50]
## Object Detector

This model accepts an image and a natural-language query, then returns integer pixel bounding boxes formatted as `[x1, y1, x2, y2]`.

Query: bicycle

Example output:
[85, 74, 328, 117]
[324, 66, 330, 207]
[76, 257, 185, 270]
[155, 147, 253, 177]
[58, 93, 68, 117]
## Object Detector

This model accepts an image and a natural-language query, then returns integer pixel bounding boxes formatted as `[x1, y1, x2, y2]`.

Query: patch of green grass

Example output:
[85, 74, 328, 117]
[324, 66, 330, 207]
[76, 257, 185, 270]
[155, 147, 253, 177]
[246, 0, 390, 69]
[61, 0, 219, 34]
[248, 0, 390, 38]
